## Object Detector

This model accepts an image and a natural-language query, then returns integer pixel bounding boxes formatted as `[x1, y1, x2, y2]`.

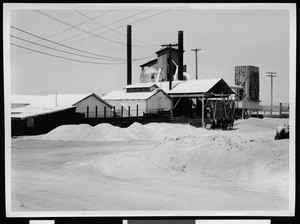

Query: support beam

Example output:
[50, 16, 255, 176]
[161, 43, 178, 90]
[178, 31, 184, 80]
[127, 25, 132, 85]
[202, 95, 205, 128]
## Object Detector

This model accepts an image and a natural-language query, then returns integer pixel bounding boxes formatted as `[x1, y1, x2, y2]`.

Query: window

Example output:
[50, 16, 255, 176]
[27, 117, 34, 127]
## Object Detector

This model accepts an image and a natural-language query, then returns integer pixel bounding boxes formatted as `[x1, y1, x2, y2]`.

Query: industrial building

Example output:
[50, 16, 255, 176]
[103, 83, 172, 117]
[231, 65, 261, 118]
[140, 47, 187, 83]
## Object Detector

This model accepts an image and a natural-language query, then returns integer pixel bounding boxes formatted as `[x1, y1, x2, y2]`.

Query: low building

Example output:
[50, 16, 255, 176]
[158, 78, 234, 120]
[12, 93, 114, 118]
[11, 94, 44, 109]
[103, 83, 172, 117]
[11, 93, 113, 135]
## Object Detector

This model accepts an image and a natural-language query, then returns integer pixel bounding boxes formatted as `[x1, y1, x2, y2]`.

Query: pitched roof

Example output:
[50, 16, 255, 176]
[155, 47, 178, 56]
[26, 93, 111, 109]
[103, 89, 168, 101]
[11, 106, 76, 119]
[157, 78, 234, 95]
[124, 82, 159, 89]
[11, 93, 112, 119]
[139, 59, 158, 67]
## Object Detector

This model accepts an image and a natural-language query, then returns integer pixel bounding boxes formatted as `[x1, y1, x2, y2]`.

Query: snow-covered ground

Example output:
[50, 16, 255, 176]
[11, 118, 290, 212]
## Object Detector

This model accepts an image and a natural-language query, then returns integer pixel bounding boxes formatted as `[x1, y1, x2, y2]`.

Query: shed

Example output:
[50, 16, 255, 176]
[103, 84, 171, 117]
[154, 78, 235, 124]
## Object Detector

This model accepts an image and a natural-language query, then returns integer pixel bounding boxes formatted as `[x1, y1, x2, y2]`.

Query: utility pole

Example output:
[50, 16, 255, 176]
[191, 48, 201, 80]
[266, 72, 277, 116]
[161, 43, 178, 90]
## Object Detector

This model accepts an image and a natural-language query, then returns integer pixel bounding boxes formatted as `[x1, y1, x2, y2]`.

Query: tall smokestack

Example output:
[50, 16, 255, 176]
[127, 25, 132, 85]
[178, 30, 184, 80]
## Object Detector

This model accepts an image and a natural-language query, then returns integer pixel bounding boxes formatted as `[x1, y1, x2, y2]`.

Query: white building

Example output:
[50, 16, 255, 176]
[103, 83, 172, 117]
[11, 93, 113, 119]
[11, 94, 44, 109]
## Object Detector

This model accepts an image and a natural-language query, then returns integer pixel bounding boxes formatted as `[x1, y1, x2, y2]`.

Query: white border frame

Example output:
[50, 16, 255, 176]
[3, 3, 296, 217]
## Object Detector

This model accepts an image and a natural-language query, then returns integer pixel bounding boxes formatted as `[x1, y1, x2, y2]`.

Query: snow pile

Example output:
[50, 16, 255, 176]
[137, 133, 289, 191]
[37, 122, 209, 141]
[236, 118, 289, 131]
[40, 123, 136, 141]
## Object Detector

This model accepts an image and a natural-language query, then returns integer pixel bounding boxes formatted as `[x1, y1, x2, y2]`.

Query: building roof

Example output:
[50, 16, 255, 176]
[11, 93, 112, 119]
[124, 82, 159, 89]
[139, 59, 158, 68]
[10, 94, 45, 105]
[157, 78, 234, 96]
[155, 47, 178, 56]
[103, 89, 168, 101]
[11, 106, 76, 119]
[26, 93, 112, 109]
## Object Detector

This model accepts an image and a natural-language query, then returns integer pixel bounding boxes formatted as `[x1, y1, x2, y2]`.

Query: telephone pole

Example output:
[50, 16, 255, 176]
[191, 48, 201, 80]
[161, 43, 178, 90]
[266, 72, 277, 116]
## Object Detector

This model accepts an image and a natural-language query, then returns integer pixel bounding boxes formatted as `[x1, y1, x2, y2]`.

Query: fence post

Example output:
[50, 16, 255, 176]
[104, 107, 106, 118]
[121, 106, 123, 117]
[113, 106, 116, 118]
[128, 106, 130, 117]
[136, 104, 138, 117]
[95, 106, 98, 118]
[279, 103, 282, 118]
[87, 106, 89, 118]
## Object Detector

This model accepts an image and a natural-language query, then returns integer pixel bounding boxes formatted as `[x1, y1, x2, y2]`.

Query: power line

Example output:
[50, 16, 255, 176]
[34, 9, 151, 47]
[11, 25, 126, 60]
[10, 43, 127, 65]
[11, 9, 115, 55]
[62, 9, 170, 47]
[34, 9, 130, 46]
[10, 34, 124, 61]
[73, 9, 159, 48]
[11, 35, 156, 62]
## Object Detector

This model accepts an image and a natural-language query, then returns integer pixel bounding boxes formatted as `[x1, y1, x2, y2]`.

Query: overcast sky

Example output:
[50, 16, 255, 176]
[5, 3, 295, 105]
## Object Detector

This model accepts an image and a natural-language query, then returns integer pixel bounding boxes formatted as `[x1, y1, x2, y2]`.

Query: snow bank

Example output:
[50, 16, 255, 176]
[137, 133, 289, 191]
[28, 118, 289, 142]
[40, 123, 136, 141]
[35, 122, 209, 141]
[21, 118, 289, 194]
[236, 117, 289, 131]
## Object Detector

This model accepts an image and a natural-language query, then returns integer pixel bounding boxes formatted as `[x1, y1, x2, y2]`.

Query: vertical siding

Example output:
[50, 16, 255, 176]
[104, 100, 147, 117]
[146, 91, 172, 113]
[75, 95, 113, 118]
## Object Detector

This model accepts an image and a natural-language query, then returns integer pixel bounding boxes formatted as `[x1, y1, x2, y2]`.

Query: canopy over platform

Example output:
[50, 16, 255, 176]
[158, 78, 234, 98]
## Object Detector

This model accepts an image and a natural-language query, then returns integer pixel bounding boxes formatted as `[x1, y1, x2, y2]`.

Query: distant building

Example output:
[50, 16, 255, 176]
[11, 93, 113, 135]
[235, 65, 260, 101]
[140, 47, 187, 83]
[11, 94, 44, 109]
[11, 93, 113, 119]
[232, 66, 261, 117]
[103, 83, 172, 117]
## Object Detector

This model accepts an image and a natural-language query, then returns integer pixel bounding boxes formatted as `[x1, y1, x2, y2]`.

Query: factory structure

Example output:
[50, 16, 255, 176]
[230, 65, 261, 118]
[11, 27, 261, 135]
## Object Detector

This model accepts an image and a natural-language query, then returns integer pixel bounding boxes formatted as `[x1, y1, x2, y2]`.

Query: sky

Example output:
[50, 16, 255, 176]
[5, 3, 295, 106]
